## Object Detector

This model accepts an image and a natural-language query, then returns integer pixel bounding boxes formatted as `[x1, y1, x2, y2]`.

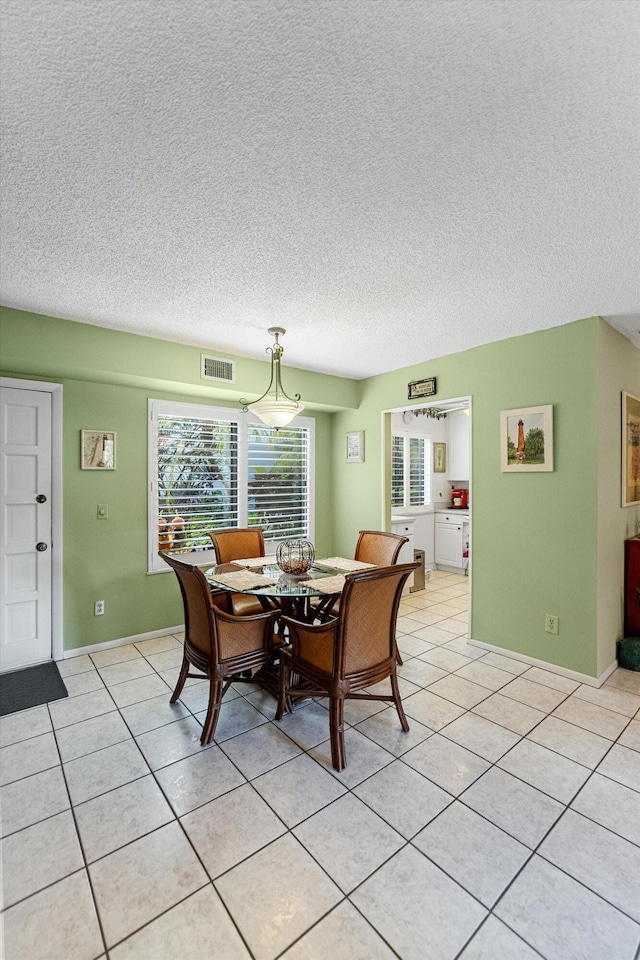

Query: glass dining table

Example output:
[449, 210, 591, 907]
[202, 559, 349, 622]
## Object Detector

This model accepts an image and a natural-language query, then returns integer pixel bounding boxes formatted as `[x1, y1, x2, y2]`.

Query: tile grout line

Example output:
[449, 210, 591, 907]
[90, 688, 259, 960]
[45, 699, 111, 960]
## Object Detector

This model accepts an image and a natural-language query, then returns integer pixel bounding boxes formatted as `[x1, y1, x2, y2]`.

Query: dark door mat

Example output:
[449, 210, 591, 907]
[0, 661, 68, 716]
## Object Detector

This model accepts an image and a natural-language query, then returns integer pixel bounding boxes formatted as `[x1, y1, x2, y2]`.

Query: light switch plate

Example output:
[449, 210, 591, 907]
[97, 504, 108, 519]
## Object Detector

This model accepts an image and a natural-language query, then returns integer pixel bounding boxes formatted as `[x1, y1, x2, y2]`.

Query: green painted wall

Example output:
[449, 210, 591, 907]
[1, 308, 338, 649]
[0, 309, 357, 409]
[596, 321, 640, 675]
[60, 380, 334, 647]
[330, 318, 605, 676]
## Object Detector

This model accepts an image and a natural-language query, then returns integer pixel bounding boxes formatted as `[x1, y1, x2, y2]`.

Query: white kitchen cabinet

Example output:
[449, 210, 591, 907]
[391, 515, 415, 593]
[435, 511, 468, 572]
[447, 409, 470, 481]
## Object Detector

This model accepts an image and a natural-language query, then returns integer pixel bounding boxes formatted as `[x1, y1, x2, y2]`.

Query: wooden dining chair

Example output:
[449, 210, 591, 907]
[162, 553, 282, 744]
[355, 530, 409, 566]
[318, 530, 409, 665]
[358, 531, 411, 665]
[276, 561, 418, 770]
[208, 526, 267, 616]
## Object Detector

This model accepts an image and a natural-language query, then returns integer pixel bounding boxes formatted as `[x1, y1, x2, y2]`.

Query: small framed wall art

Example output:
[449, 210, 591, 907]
[82, 430, 116, 470]
[622, 391, 640, 506]
[346, 431, 365, 462]
[433, 442, 447, 473]
[408, 376, 437, 400]
[500, 405, 553, 472]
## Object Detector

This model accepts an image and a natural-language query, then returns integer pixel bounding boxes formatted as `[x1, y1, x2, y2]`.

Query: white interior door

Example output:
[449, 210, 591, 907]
[1, 387, 53, 671]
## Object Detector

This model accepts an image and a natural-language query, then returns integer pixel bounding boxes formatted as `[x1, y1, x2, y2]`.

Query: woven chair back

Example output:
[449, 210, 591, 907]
[209, 527, 265, 563]
[355, 530, 408, 567]
[338, 562, 417, 676]
[161, 554, 217, 661]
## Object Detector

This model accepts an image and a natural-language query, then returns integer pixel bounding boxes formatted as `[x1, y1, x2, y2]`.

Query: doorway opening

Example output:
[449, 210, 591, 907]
[384, 396, 472, 631]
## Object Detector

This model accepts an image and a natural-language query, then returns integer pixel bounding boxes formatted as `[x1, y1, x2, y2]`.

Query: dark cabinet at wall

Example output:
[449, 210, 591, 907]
[624, 536, 640, 636]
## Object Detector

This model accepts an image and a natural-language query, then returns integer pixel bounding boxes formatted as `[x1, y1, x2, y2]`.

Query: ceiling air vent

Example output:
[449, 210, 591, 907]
[200, 354, 235, 383]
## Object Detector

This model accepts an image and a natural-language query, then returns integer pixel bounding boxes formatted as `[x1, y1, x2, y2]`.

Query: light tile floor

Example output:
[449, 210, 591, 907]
[1, 570, 640, 959]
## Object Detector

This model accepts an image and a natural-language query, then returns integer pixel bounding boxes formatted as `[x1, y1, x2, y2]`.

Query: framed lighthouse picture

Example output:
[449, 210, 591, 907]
[500, 405, 553, 472]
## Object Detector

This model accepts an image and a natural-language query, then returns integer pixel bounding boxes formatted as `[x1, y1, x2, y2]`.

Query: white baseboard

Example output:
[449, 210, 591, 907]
[61, 625, 185, 659]
[61, 626, 620, 690]
[467, 636, 618, 689]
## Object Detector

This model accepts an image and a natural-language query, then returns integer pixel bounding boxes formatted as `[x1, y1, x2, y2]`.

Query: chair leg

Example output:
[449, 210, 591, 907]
[170, 652, 189, 703]
[200, 678, 223, 745]
[275, 654, 289, 721]
[329, 697, 346, 771]
[390, 667, 410, 732]
[395, 643, 403, 666]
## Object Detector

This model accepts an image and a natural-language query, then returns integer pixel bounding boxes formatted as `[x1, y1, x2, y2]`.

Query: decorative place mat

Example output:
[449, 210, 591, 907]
[206, 570, 279, 590]
[301, 574, 346, 594]
[315, 557, 376, 572]
[231, 556, 278, 568]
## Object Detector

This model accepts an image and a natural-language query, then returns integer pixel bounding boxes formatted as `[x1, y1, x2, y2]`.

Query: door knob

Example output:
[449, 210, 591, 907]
[36, 494, 47, 503]
[36, 542, 48, 552]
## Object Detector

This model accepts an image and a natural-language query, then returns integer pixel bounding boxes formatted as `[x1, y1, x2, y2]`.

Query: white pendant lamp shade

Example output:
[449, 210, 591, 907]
[247, 396, 304, 429]
[240, 327, 303, 430]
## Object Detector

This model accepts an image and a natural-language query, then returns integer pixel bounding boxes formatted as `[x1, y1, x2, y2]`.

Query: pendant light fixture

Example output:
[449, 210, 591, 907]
[240, 327, 304, 429]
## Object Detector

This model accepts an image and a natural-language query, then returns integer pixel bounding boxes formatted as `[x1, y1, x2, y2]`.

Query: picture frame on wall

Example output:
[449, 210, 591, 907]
[622, 391, 640, 506]
[346, 431, 365, 462]
[500, 405, 553, 472]
[82, 430, 116, 469]
[433, 442, 447, 473]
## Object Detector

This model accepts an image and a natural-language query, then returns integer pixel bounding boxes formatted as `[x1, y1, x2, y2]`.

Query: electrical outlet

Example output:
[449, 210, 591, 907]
[545, 613, 559, 635]
[94, 600, 105, 616]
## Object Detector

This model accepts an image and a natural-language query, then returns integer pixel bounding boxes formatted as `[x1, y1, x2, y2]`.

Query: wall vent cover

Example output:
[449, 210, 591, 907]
[201, 354, 235, 383]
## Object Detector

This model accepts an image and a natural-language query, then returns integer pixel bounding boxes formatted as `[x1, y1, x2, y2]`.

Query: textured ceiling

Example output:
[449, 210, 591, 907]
[1, 0, 639, 378]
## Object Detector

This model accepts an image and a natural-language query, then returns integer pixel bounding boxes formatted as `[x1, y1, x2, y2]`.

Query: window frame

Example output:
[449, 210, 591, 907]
[148, 399, 315, 573]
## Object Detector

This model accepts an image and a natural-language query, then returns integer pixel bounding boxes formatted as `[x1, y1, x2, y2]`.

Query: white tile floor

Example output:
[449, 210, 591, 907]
[2, 570, 640, 960]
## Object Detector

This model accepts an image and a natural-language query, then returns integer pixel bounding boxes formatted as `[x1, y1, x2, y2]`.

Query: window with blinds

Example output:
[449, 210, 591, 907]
[247, 423, 310, 539]
[156, 412, 239, 556]
[391, 436, 405, 507]
[391, 432, 431, 508]
[409, 437, 426, 505]
[148, 400, 314, 572]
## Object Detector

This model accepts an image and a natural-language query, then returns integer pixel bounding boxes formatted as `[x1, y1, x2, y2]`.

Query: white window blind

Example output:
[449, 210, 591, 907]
[156, 412, 239, 554]
[391, 436, 404, 507]
[409, 437, 426, 505]
[391, 432, 431, 508]
[247, 423, 310, 539]
[149, 400, 314, 572]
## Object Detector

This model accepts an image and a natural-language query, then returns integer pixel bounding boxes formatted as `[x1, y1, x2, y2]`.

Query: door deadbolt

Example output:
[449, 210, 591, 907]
[36, 542, 48, 552]
[36, 494, 47, 503]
